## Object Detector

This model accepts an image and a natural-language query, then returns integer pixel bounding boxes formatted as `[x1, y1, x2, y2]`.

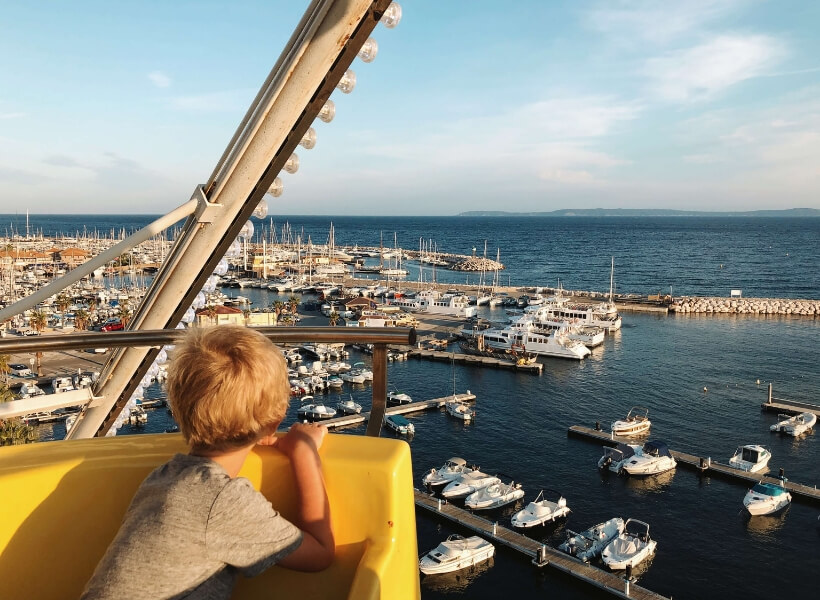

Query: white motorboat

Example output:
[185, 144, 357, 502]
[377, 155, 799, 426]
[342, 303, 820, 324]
[441, 470, 500, 499]
[598, 443, 640, 473]
[422, 457, 469, 487]
[770, 412, 816, 436]
[127, 406, 148, 426]
[387, 389, 412, 405]
[511, 489, 570, 528]
[336, 397, 362, 415]
[445, 398, 474, 421]
[418, 534, 495, 575]
[601, 519, 657, 570]
[18, 382, 46, 398]
[620, 440, 677, 476]
[743, 480, 792, 516]
[51, 376, 75, 394]
[729, 445, 771, 473]
[384, 414, 414, 436]
[558, 517, 625, 562]
[611, 406, 651, 437]
[465, 479, 525, 510]
[352, 362, 373, 381]
[296, 396, 337, 421]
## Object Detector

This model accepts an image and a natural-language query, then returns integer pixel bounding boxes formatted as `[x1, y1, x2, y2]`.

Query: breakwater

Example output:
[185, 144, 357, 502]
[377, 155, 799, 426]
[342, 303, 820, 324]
[670, 297, 819, 316]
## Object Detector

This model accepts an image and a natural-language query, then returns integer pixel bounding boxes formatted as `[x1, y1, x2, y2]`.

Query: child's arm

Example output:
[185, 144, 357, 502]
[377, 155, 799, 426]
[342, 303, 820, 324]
[268, 423, 335, 571]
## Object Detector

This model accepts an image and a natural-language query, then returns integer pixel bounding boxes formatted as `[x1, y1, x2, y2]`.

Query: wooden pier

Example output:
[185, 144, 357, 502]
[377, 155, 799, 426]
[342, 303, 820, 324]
[407, 349, 543, 375]
[320, 393, 476, 430]
[415, 490, 669, 600]
[568, 425, 820, 504]
[760, 398, 820, 418]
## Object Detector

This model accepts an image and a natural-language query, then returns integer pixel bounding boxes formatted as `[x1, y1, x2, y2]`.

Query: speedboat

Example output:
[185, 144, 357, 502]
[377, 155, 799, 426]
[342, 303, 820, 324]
[339, 371, 366, 384]
[418, 534, 495, 575]
[743, 480, 792, 516]
[335, 397, 362, 415]
[384, 414, 414, 436]
[441, 470, 500, 499]
[352, 362, 373, 381]
[729, 445, 771, 473]
[18, 382, 46, 398]
[611, 406, 651, 437]
[296, 396, 337, 421]
[770, 412, 816, 436]
[620, 440, 676, 476]
[464, 479, 524, 510]
[422, 457, 469, 487]
[387, 389, 412, 405]
[598, 443, 640, 473]
[601, 519, 657, 570]
[558, 517, 625, 562]
[511, 489, 570, 528]
[445, 399, 474, 421]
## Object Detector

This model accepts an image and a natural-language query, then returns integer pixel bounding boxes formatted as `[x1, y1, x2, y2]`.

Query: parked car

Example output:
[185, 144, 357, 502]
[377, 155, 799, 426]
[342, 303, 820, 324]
[101, 321, 124, 332]
[8, 364, 32, 377]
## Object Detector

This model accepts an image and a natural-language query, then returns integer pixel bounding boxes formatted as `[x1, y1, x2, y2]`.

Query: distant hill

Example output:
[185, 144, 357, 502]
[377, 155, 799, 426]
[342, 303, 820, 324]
[457, 208, 820, 217]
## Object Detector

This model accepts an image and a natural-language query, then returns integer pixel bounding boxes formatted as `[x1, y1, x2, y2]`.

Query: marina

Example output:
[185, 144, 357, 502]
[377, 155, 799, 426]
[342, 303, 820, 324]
[319, 392, 476, 430]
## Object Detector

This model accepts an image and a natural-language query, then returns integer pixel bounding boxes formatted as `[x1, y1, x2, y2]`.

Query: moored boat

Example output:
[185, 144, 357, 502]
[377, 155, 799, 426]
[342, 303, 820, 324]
[441, 470, 500, 499]
[422, 457, 470, 487]
[611, 406, 651, 437]
[770, 412, 816, 436]
[384, 414, 414, 436]
[743, 480, 792, 516]
[729, 444, 771, 473]
[335, 396, 362, 415]
[558, 517, 625, 562]
[296, 396, 337, 421]
[418, 534, 495, 575]
[464, 479, 524, 510]
[601, 519, 657, 570]
[445, 398, 474, 421]
[620, 440, 676, 476]
[510, 489, 570, 528]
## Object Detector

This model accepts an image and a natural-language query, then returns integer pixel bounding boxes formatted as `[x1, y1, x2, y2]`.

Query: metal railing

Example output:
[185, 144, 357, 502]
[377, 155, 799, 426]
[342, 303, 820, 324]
[0, 326, 416, 438]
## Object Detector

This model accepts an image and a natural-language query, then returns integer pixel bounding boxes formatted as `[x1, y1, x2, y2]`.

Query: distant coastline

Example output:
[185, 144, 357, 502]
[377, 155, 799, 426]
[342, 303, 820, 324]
[456, 208, 820, 217]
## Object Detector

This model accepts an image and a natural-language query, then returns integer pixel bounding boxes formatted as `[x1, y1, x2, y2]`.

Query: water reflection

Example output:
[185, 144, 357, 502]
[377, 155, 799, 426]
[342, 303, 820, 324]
[421, 557, 494, 594]
[744, 507, 790, 540]
[624, 469, 676, 495]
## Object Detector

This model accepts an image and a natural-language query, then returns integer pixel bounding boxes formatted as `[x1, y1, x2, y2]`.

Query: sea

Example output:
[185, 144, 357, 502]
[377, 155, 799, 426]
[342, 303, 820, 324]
[12, 214, 820, 600]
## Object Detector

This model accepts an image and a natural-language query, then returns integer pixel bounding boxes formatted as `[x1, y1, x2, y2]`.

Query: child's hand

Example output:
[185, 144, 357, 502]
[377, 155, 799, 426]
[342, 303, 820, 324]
[273, 422, 327, 456]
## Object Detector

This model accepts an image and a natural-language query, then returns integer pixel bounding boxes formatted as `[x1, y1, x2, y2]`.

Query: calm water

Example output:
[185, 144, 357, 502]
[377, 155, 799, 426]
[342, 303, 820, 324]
[26, 215, 820, 599]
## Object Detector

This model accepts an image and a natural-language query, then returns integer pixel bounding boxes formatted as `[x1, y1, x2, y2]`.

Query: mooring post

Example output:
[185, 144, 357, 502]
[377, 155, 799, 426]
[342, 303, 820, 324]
[624, 564, 633, 596]
[437, 498, 441, 511]
[768, 382, 772, 404]
[492, 522, 497, 535]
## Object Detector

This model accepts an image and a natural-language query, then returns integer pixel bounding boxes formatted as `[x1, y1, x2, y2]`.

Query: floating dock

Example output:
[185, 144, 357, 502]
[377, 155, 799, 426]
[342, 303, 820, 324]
[320, 392, 476, 430]
[407, 349, 543, 375]
[414, 490, 669, 600]
[568, 425, 820, 505]
[760, 398, 820, 418]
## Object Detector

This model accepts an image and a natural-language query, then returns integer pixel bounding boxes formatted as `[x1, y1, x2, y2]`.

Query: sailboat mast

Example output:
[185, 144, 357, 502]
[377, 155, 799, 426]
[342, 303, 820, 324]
[609, 257, 615, 303]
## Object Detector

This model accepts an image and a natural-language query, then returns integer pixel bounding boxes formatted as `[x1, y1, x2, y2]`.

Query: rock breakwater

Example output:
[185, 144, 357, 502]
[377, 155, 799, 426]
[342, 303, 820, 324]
[670, 297, 819, 316]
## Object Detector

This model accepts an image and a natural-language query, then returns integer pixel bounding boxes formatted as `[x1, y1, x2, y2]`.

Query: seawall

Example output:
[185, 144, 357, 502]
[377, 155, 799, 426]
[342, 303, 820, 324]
[670, 297, 819, 316]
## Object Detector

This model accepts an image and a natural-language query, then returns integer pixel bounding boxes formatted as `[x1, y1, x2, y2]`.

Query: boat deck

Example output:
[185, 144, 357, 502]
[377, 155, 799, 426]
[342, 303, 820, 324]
[320, 393, 477, 430]
[568, 425, 820, 504]
[408, 349, 544, 375]
[414, 490, 669, 600]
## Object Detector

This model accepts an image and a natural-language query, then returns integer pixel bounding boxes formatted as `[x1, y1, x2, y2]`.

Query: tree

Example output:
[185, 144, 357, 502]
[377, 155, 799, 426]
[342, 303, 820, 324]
[30, 310, 48, 376]
[0, 383, 36, 446]
[117, 300, 132, 328]
[288, 295, 300, 314]
[204, 305, 218, 325]
[0, 353, 10, 385]
[328, 311, 340, 327]
[74, 309, 90, 331]
[55, 294, 70, 328]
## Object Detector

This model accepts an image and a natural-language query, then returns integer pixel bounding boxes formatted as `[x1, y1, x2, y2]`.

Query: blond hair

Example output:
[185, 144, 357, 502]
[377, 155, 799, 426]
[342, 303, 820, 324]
[166, 325, 289, 452]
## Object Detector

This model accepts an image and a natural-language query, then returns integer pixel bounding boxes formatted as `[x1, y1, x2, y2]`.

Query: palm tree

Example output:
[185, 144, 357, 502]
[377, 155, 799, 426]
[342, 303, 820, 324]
[0, 353, 10, 385]
[328, 311, 340, 326]
[288, 295, 300, 314]
[117, 300, 132, 328]
[272, 301, 285, 324]
[0, 383, 15, 403]
[0, 416, 37, 446]
[74, 309, 90, 331]
[55, 294, 70, 328]
[30, 310, 48, 376]
[204, 305, 218, 325]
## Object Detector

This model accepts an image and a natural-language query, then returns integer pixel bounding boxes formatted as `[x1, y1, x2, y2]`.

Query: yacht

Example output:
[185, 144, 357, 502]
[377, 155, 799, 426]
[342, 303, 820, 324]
[611, 406, 651, 437]
[770, 412, 816, 436]
[559, 517, 625, 562]
[418, 535, 495, 575]
[471, 317, 591, 360]
[445, 398, 474, 421]
[522, 306, 606, 347]
[441, 470, 500, 499]
[511, 490, 570, 528]
[422, 457, 469, 487]
[51, 376, 75, 394]
[416, 289, 477, 319]
[464, 479, 524, 510]
[729, 445, 771, 473]
[620, 440, 677, 476]
[743, 480, 792, 516]
[601, 519, 657, 570]
[387, 389, 412, 405]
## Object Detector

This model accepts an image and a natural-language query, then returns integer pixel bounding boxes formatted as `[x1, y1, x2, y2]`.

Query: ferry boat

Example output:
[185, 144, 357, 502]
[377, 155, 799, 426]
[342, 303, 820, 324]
[0, 3, 422, 599]
[470, 318, 591, 360]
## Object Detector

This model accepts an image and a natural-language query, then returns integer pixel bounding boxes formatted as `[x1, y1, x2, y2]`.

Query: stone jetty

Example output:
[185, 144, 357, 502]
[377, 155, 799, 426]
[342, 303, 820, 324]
[670, 297, 819, 316]
[450, 257, 504, 272]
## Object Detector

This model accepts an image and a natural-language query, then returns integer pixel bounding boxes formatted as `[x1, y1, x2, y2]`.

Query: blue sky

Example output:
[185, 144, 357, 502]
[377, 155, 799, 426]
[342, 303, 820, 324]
[1, 0, 818, 215]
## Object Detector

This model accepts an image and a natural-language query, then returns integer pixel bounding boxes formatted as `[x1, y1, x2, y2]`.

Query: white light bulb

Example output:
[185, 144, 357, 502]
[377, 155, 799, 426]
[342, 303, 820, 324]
[239, 220, 254, 240]
[141, 373, 154, 388]
[283, 154, 299, 174]
[214, 258, 229, 276]
[192, 291, 206, 310]
[357, 38, 378, 63]
[147, 363, 160, 378]
[380, 2, 402, 28]
[336, 70, 356, 94]
[155, 349, 168, 365]
[268, 177, 283, 197]
[201, 278, 217, 294]
[299, 127, 317, 149]
[318, 100, 335, 124]
[253, 199, 269, 219]
[226, 239, 241, 258]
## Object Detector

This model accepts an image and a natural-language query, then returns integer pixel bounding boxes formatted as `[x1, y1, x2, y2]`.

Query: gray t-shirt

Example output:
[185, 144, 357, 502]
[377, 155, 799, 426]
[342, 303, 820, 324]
[82, 453, 302, 599]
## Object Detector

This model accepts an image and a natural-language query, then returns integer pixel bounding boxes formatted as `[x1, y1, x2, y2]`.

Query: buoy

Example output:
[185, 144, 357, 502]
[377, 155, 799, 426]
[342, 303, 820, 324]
[756, 379, 760, 385]
[703, 386, 708, 392]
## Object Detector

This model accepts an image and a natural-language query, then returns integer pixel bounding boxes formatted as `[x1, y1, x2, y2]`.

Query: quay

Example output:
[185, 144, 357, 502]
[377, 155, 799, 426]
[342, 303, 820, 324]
[407, 348, 543, 375]
[320, 392, 476, 430]
[414, 490, 669, 600]
[759, 385, 820, 417]
[568, 425, 820, 505]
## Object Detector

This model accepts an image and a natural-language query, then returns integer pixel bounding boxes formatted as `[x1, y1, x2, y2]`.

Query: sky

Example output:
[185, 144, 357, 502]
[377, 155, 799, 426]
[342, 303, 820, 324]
[1, 0, 819, 215]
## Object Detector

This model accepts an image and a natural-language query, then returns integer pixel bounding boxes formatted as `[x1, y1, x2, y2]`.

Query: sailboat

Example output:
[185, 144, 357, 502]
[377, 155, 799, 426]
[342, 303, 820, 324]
[445, 354, 474, 421]
[379, 232, 408, 278]
[475, 241, 492, 306]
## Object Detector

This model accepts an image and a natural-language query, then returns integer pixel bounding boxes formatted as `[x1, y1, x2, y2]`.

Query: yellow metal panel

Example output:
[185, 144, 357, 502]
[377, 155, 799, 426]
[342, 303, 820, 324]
[0, 434, 420, 600]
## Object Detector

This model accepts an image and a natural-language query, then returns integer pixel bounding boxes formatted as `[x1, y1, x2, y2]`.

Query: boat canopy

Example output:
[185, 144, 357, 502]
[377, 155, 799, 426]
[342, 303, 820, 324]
[741, 446, 764, 463]
[752, 482, 787, 496]
[446, 457, 467, 467]
[611, 443, 636, 461]
[389, 414, 411, 426]
[642, 440, 672, 458]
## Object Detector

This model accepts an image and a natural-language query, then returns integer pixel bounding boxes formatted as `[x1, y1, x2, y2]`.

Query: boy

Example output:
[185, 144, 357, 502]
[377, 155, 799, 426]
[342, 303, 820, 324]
[82, 325, 334, 599]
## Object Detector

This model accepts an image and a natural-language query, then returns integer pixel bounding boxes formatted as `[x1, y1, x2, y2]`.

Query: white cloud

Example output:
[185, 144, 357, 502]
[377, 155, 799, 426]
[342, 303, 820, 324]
[0, 112, 26, 120]
[148, 71, 172, 88]
[586, 0, 749, 44]
[170, 89, 255, 112]
[645, 35, 784, 102]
